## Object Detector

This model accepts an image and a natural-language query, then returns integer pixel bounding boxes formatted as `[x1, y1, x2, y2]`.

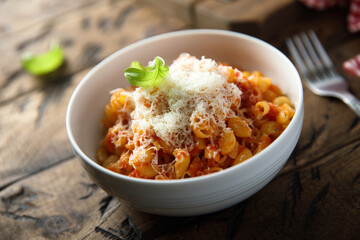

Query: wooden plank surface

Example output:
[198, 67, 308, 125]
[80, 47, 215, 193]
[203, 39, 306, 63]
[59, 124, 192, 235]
[195, 0, 305, 38]
[0, 0, 98, 36]
[0, 69, 86, 188]
[1, 0, 360, 239]
[0, 0, 186, 103]
[139, 0, 306, 38]
[1, 140, 359, 239]
[0, 158, 108, 240]
[0, 0, 187, 188]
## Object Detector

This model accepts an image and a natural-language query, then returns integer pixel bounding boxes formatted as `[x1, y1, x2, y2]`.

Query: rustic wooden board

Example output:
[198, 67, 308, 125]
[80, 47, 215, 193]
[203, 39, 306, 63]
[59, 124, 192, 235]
[95, 136, 359, 240]
[1, 0, 359, 201]
[0, 69, 86, 189]
[236, 139, 360, 240]
[2, 139, 359, 239]
[1, 0, 360, 239]
[0, 0, 186, 104]
[195, 0, 305, 37]
[78, 136, 360, 240]
[138, 0, 198, 25]
[139, 0, 307, 38]
[0, 0, 187, 188]
[0, 158, 109, 240]
[0, 0, 98, 36]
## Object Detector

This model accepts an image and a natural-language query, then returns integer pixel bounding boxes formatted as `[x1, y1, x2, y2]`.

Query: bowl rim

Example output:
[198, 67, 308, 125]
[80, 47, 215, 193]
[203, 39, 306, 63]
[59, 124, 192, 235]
[66, 29, 304, 186]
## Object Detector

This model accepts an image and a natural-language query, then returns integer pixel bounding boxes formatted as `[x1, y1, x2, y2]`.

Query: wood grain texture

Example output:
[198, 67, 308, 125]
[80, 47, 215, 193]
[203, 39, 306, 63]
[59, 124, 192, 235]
[2, 140, 359, 239]
[0, 0, 98, 36]
[0, 69, 86, 189]
[1, 0, 360, 239]
[0, 0, 186, 187]
[138, 0, 199, 25]
[0, 158, 109, 240]
[139, 0, 307, 38]
[0, 0, 186, 104]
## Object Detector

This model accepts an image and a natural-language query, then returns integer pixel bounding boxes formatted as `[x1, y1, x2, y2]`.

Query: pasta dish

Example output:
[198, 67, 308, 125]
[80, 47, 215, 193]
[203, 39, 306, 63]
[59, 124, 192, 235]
[96, 53, 295, 179]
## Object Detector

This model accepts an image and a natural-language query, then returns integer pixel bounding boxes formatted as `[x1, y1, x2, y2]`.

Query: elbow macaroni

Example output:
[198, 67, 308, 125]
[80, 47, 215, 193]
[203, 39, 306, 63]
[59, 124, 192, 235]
[96, 60, 295, 179]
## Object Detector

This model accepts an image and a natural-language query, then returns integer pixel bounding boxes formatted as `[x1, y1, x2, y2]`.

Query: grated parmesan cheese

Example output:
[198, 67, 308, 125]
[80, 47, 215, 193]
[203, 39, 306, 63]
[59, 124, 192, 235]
[129, 53, 242, 154]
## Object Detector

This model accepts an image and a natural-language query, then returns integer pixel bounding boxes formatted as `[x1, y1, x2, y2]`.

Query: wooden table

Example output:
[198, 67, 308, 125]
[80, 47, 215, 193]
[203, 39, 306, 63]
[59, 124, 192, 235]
[1, 0, 360, 239]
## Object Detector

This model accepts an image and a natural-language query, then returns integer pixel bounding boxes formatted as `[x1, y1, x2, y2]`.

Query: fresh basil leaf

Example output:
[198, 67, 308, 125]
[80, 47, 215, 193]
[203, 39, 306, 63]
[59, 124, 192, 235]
[124, 56, 169, 87]
[129, 61, 145, 70]
[21, 41, 64, 76]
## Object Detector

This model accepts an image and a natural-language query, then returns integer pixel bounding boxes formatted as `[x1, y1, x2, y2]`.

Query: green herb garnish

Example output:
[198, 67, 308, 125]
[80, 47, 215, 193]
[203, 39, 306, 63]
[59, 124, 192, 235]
[21, 41, 64, 76]
[124, 56, 169, 87]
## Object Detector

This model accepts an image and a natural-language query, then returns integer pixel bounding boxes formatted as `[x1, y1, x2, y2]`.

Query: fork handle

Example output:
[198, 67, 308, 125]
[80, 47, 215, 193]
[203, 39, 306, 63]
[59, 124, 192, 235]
[340, 92, 360, 118]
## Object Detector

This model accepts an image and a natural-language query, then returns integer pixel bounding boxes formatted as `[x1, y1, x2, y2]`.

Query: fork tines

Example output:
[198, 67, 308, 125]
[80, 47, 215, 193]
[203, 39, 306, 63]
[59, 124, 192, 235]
[285, 30, 337, 83]
[286, 31, 360, 118]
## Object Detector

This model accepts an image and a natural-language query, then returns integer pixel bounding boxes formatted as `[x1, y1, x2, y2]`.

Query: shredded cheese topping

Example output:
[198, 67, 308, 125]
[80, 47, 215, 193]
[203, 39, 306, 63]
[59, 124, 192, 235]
[130, 53, 242, 153]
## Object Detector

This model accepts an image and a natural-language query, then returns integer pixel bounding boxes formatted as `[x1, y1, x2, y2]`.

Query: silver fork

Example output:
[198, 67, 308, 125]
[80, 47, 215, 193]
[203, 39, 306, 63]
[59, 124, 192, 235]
[286, 30, 360, 118]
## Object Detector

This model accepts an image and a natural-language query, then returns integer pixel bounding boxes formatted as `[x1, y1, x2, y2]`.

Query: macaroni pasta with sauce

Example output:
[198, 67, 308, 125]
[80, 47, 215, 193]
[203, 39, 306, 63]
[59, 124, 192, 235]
[96, 54, 295, 179]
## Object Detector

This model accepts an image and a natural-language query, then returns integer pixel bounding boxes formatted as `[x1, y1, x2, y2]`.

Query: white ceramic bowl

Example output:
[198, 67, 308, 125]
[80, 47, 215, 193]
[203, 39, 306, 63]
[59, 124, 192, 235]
[66, 29, 304, 216]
